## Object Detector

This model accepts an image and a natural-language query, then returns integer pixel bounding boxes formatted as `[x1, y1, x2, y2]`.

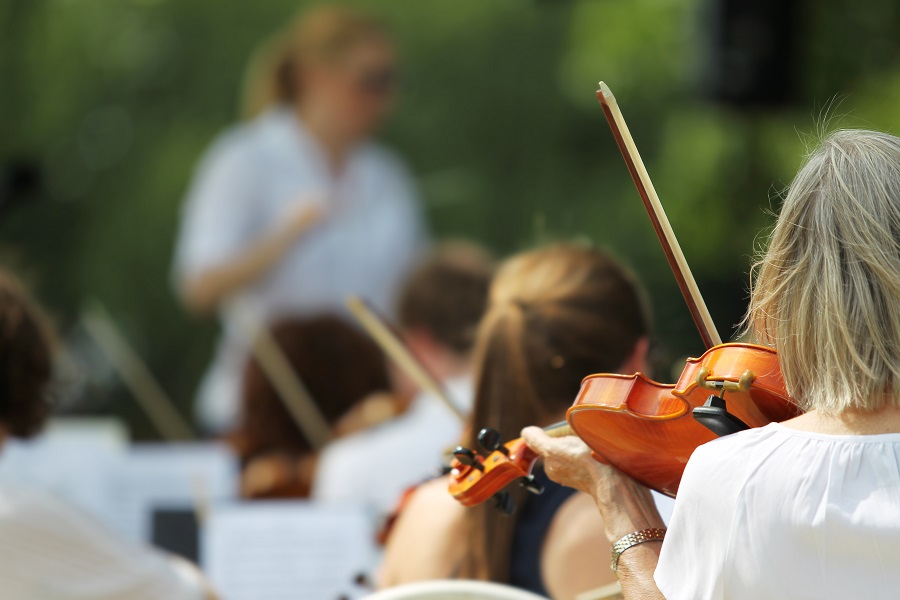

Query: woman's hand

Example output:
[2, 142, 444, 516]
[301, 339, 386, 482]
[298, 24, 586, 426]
[521, 426, 610, 495]
[522, 427, 663, 540]
[523, 426, 667, 599]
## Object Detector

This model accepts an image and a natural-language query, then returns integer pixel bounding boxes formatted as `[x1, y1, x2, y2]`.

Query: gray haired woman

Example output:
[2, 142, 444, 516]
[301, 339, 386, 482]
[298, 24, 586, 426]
[525, 129, 900, 600]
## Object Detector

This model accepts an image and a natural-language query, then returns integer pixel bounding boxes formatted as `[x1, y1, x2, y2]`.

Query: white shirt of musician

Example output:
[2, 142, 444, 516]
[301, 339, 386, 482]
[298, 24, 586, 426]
[655, 422, 900, 599]
[312, 375, 473, 517]
[173, 107, 427, 433]
[0, 484, 206, 600]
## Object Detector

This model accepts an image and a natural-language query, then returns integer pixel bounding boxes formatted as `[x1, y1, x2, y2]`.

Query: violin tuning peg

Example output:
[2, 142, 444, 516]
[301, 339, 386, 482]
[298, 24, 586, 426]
[493, 491, 516, 516]
[477, 428, 508, 455]
[519, 474, 544, 496]
[452, 446, 484, 472]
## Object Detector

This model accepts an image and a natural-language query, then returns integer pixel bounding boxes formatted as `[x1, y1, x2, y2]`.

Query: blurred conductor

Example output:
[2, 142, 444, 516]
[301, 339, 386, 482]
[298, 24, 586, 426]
[174, 6, 428, 433]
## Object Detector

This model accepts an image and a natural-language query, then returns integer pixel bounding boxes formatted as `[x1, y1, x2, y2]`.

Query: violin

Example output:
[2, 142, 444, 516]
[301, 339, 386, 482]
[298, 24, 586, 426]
[568, 342, 793, 497]
[448, 82, 797, 506]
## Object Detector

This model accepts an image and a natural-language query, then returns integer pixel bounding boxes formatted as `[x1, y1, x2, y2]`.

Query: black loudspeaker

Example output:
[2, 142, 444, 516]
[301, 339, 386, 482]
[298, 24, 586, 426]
[703, 0, 800, 108]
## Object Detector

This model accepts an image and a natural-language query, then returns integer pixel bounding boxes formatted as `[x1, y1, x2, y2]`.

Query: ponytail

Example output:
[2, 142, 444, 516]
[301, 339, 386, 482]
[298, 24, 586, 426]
[458, 244, 651, 583]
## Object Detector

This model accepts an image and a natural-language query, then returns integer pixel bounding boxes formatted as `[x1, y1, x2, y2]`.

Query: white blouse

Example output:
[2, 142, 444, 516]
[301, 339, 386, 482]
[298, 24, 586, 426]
[655, 422, 900, 599]
[313, 375, 473, 517]
[174, 108, 427, 432]
[0, 484, 206, 600]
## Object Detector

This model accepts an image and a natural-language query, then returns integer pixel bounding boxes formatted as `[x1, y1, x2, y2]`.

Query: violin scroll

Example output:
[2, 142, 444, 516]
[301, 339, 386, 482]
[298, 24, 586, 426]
[448, 428, 545, 511]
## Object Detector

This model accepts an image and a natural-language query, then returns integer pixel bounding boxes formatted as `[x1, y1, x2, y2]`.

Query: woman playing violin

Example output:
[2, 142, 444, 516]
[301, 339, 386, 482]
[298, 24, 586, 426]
[525, 129, 900, 599]
[381, 244, 653, 598]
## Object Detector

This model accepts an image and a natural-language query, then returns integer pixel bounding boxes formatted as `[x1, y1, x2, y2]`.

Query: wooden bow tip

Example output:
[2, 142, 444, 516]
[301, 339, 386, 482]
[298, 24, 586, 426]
[597, 81, 615, 104]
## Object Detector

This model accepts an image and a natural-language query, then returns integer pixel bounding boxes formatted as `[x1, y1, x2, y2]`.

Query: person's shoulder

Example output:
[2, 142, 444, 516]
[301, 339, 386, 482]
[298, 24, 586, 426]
[546, 492, 605, 544]
[678, 424, 785, 500]
[380, 476, 464, 586]
[315, 424, 398, 488]
[690, 423, 783, 464]
[542, 493, 618, 596]
[193, 123, 258, 177]
[200, 110, 286, 166]
[0, 484, 80, 530]
[399, 477, 462, 522]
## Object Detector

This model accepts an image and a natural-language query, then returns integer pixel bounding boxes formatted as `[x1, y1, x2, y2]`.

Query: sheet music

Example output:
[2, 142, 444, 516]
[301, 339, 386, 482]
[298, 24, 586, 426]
[202, 502, 375, 600]
[0, 417, 128, 520]
[103, 442, 239, 542]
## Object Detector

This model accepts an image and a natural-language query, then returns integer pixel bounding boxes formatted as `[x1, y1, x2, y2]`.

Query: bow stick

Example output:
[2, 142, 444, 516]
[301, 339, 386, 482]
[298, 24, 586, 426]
[233, 303, 332, 451]
[596, 82, 722, 349]
[346, 295, 465, 422]
[81, 301, 196, 441]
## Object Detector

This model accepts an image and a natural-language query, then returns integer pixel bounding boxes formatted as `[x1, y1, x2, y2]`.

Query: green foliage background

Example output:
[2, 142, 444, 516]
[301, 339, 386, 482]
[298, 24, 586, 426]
[1, 0, 899, 437]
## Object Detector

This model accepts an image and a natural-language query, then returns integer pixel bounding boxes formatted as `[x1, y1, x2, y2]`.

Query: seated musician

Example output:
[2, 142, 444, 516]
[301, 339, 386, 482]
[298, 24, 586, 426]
[312, 242, 492, 516]
[380, 244, 652, 599]
[230, 314, 391, 498]
[0, 271, 216, 599]
[525, 129, 900, 599]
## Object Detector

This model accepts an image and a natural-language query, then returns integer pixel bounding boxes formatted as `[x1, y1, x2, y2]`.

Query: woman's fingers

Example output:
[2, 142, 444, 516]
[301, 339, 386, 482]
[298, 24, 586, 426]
[521, 426, 606, 494]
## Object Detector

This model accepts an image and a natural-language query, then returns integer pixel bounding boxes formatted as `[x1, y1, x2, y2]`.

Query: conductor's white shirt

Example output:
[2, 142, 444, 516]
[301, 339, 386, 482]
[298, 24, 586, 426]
[655, 422, 900, 599]
[0, 484, 206, 599]
[174, 107, 427, 432]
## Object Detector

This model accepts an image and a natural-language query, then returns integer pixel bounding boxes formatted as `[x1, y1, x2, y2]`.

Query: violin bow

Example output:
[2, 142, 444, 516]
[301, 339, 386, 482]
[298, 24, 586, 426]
[596, 82, 722, 349]
[346, 295, 466, 422]
[81, 301, 196, 441]
[233, 302, 332, 452]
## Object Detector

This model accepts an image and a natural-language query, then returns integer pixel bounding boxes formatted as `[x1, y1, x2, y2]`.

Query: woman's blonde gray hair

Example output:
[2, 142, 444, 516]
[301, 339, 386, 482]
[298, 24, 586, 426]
[745, 129, 900, 414]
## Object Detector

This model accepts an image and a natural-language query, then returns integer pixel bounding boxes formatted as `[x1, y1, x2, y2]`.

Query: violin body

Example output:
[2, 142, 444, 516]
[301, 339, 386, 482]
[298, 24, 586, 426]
[567, 343, 796, 497]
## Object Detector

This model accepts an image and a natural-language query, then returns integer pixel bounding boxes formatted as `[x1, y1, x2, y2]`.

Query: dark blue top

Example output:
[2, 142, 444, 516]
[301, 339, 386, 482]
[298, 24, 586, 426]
[508, 468, 577, 597]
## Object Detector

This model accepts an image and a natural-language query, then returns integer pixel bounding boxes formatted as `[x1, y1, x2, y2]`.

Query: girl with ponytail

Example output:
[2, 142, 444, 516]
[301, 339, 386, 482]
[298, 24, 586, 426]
[381, 244, 655, 599]
[173, 6, 427, 433]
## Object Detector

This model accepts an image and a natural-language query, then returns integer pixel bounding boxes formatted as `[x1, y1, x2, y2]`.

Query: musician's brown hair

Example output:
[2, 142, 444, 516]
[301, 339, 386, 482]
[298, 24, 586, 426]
[235, 314, 390, 461]
[397, 242, 493, 356]
[744, 129, 900, 414]
[242, 5, 389, 118]
[0, 271, 55, 438]
[459, 244, 650, 583]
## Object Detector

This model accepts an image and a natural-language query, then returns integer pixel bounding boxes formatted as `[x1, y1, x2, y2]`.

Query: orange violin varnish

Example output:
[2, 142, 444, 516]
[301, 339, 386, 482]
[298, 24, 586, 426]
[448, 438, 539, 507]
[567, 343, 796, 497]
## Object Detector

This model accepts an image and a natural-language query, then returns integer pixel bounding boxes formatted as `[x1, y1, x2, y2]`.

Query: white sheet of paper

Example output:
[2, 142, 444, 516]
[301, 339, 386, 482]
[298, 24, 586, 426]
[202, 502, 375, 600]
[103, 442, 239, 542]
[0, 417, 128, 520]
